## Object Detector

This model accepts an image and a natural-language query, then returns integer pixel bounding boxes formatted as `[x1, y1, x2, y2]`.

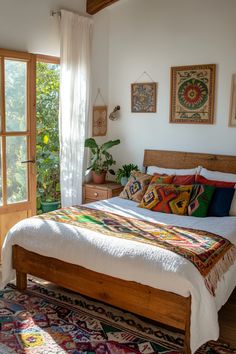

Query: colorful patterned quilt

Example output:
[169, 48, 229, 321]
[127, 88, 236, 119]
[37, 206, 236, 296]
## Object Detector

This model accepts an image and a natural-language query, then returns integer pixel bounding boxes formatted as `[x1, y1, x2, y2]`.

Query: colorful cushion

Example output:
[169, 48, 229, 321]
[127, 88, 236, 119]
[188, 185, 215, 217]
[208, 188, 235, 217]
[173, 174, 195, 185]
[119, 171, 152, 202]
[139, 184, 193, 215]
[151, 174, 174, 184]
[195, 175, 236, 188]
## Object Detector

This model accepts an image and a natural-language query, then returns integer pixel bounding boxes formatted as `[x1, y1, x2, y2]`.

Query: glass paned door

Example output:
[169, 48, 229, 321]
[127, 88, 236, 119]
[0, 49, 36, 258]
[6, 136, 28, 203]
[5, 60, 27, 132]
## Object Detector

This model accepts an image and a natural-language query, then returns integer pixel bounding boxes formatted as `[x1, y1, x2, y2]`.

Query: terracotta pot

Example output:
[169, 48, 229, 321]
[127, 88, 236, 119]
[92, 171, 107, 184]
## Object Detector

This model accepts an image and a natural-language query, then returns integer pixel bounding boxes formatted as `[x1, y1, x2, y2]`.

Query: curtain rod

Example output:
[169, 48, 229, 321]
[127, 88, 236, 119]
[51, 10, 61, 18]
[50, 9, 92, 18]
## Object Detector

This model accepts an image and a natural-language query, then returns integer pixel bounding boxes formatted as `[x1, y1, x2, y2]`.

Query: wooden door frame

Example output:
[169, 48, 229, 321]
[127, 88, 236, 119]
[0, 48, 36, 214]
[36, 54, 60, 65]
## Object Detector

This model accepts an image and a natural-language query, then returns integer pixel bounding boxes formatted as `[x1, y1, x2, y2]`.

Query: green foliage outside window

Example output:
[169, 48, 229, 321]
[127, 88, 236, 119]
[3, 60, 27, 204]
[36, 62, 60, 213]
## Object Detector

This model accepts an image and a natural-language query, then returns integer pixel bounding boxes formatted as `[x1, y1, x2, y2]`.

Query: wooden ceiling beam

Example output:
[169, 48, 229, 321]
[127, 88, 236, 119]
[86, 0, 119, 15]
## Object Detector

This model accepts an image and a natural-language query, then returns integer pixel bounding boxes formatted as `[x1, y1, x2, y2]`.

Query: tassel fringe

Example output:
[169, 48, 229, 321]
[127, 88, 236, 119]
[204, 245, 236, 296]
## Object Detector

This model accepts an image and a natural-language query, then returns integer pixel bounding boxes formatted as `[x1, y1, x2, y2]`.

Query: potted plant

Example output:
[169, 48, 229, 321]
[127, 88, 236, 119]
[37, 149, 61, 213]
[116, 163, 139, 186]
[85, 138, 120, 184]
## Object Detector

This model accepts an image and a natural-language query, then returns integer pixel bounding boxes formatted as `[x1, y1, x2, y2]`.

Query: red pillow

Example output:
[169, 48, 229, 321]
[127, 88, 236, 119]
[173, 175, 195, 185]
[195, 175, 236, 188]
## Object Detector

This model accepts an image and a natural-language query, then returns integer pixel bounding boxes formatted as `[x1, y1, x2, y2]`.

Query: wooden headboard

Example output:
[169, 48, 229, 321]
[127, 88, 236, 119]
[143, 150, 236, 174]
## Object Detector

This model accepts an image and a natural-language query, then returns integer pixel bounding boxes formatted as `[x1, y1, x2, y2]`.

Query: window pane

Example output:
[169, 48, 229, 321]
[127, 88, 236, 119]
[5, 59, 27, 132]
[0, 137, 2, 206]
[6, 136, 28, 203]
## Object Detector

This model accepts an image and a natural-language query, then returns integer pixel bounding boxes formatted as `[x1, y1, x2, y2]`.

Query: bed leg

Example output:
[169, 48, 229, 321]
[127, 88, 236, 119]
[16, 271, 27, 291]
[183, 328, 191, 354]
[183, 297, 191, 354]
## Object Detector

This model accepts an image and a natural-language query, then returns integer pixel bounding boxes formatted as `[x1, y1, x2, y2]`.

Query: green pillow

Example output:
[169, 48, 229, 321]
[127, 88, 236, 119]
[188, 185, 215, 217]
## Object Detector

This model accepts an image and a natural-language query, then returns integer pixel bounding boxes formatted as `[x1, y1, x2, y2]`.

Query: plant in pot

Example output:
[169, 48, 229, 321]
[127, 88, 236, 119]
[85, 138, 120, 184]
[37, 149, 61, 213]
[116, 163, 139, 186]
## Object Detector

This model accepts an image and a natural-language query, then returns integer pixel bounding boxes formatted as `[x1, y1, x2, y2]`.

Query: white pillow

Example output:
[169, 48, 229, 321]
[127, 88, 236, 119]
[146, 166, 200, 176]
[230, 192, 236, 216]
[199, 167, 236, 183]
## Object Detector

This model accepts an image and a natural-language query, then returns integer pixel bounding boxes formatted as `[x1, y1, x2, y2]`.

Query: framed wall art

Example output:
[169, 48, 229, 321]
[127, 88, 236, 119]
[131, 82, 157, 113]
[229, 74, 236, 127]
[170, 64, 216, 124]
[92, 106, 107, 136]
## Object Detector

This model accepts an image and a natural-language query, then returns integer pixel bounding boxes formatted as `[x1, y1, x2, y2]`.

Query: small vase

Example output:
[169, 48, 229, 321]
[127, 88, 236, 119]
[120, 177, 128, 186]
[92, 171, 107, 184]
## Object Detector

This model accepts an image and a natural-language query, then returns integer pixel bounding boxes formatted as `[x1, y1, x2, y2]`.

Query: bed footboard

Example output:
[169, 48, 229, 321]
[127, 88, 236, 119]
[12, 245, 191, 353]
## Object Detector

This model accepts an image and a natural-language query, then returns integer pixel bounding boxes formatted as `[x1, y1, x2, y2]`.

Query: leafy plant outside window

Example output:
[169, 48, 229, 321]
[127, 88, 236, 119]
[36, 62, 60, 213]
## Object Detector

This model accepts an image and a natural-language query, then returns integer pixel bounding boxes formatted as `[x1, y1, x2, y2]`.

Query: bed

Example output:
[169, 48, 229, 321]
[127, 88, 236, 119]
[2, 149, 236, 354]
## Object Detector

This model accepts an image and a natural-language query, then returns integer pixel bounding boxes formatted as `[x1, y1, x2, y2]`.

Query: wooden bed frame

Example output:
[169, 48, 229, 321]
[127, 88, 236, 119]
[12, 150, 236, 354]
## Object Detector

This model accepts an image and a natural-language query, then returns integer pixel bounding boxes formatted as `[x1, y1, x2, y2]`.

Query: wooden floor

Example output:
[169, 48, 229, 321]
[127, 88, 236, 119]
[219, 288, 236, 347]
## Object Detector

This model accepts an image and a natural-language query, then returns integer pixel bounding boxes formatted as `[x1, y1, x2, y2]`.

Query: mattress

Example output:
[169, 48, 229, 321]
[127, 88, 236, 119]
[2, 197, 236, 352]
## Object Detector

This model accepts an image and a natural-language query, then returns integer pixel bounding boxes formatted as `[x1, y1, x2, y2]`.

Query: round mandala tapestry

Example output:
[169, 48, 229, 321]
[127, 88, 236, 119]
[178, 78, 208, 110]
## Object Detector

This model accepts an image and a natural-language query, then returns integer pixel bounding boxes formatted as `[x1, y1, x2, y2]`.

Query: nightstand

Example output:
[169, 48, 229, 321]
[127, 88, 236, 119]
[83, 181, 123, 204]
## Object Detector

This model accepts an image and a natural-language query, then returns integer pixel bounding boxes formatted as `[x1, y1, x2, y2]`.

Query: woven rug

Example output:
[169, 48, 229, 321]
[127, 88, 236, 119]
[0, 280, 235, 354]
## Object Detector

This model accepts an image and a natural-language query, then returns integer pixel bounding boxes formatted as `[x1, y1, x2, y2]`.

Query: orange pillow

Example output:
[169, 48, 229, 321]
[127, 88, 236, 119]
[139, 184, 193, 215]
[151, 173, 174, 184]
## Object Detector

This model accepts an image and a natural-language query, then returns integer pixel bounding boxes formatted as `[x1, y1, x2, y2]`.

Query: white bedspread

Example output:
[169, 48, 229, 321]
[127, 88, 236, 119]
[1, 197, 236, 353]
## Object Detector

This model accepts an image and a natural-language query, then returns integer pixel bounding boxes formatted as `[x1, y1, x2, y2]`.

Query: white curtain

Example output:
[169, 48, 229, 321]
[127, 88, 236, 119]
[59, 10, 93, 207]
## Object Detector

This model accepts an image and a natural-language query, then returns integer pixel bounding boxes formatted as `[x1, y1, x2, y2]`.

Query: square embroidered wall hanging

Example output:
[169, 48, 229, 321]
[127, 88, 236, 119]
[92, 106, 107, 136]
[170, 64, 216, 124]
[131, 82, 157, 113]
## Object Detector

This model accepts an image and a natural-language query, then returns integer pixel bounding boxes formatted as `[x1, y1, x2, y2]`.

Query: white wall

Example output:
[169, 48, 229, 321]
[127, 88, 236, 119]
[1, 0, 235, 172]
[106, 0, 236, 169]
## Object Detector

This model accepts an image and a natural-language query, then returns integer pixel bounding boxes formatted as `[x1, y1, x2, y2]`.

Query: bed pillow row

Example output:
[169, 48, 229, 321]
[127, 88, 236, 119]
[139, 181, 235, 217]
[147, 165, 236, 183]
[119, 171, 236, 217]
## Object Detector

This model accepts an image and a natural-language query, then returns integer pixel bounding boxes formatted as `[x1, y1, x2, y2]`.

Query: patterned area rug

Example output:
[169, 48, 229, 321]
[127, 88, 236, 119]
[0, 280, 235, 354]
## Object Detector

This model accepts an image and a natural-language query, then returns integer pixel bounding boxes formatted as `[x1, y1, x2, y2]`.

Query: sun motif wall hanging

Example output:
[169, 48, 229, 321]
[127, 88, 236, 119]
[92, 88, 107, 136]
[170, 64, 216, 124]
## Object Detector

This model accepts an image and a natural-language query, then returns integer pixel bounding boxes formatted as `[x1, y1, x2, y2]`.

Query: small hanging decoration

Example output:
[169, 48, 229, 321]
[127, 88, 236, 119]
[92, 89, 107, 136]
[131, 71, 157, 113]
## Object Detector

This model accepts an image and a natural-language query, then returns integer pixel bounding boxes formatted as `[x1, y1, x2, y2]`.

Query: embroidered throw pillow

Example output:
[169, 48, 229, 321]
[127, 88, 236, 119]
[139, 184, 193, 215]
[188, 184, 215, 217]
[208, 187, 235, 217]
[119, 171, 152, 202]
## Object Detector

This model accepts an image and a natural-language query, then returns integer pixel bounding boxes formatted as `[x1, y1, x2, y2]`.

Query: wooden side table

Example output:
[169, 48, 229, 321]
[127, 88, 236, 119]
[83, 181, 123, 204]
